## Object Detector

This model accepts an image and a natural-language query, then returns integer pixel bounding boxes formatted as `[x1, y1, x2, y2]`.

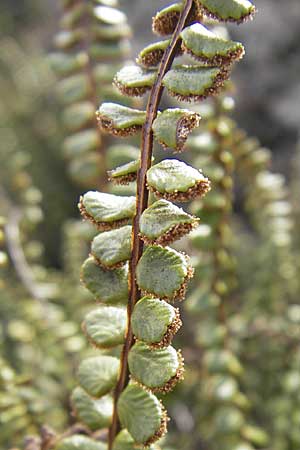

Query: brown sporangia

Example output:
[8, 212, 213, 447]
[107, 171, 137, 186]
[150, 307, 182, 349]
[137, 45, 183, 69]
[139, 219, 199, 247]
[144, 403, 169, 446]
[165, 66, 230, 102]
[197, 3, 256, 25]
[147, 177, 211, 203]
[182, 42, 245, 67]
[78, 196, 130, 231]
[96, 110, 143, 137]
[175, 112, 201, 152]
[113, 78, 152, 97]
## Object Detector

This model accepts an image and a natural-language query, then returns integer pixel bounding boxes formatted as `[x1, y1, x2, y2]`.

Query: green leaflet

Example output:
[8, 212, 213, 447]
[147, 159, 210, 202]
[78, 356, 119, 397]
[63, 129, 100, 158]
[188, 132, 218, 154]
[106, 144, 140, 169]
[60, 3, 86, 28]
[56, 74, 90, 105]
[69, 153, 103, 186]
[97, 103, 146, 136]
[163, 65, 229, 101]
[49, 51, 87, 76]
[93, 5, 127, 25]
[152, 108, 200, 152]
[117, 384, 166, 445]
[241, 425, 269, 446]
[197, 0, 255, 23]
[92, 22, 131, 41]
[136, 245, 192, 301]
[62, 102, 95, 132]
[55, 435, 106, 450]
[79, 191, 136, 229]
[189, 224, 216, 250]
[139, 199, 198, 245]
[54, 29, 84, 49]
[113, 429, 159, 450]
[71, 386, 112, 430]
[214, 406, 245, 433]
[90, 41, 131, 61]
[93, 63, 122, 83]
[203, 349, 244, 377]
[137, 39, 170, 68]
[108, 159, 139, 185]
[203, 375, 239, 401]
[114, 66, 157, 96]
[181, 23, 244, 65]
[132, 296, 181, 346]
[91, 226, 132, 268]
[152, 3, 182, 36]
[83, 305, 126, 348]
[128, 342, 181, 391]
[81, 257, 128, 304]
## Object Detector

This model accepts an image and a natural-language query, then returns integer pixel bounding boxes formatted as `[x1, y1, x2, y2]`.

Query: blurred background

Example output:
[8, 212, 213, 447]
[0, 1, 300, 449]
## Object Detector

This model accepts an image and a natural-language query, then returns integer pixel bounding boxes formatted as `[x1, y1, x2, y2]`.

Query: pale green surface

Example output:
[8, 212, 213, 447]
[93, 5, 127, 25]
[140, 199, 195, 240]
[128, 342, 179, 388]
[163, 65, 221, 97]
[188, 132, 218, 154]
[152, 108, 199, 150]
[98, 103, 146, 129]
[54, 29, 83, 49]
[181, 23, 243, 59]
[82, 191, 136, 223]
[92, 22, 131, 40]
[62, 101, 94, 131]
[147, 159, 204, 194]
[81, 257, 128, 304]
[56, 435, 106, 450]
[63, 129, 99, 158]
[199, 0, 255, 20]
[78, 356, 119, 397]
[117, 384, 163, 444]
[91, 226, 132, 267]
[71, 386, 112, 430]
[136, 245, 188, 299]
[115, 66, 157, 88]
[132, 296, 176, 344]
[83, 305, 127, 347]
[109, 159, 139, 179]
[155, 2, 182, 18]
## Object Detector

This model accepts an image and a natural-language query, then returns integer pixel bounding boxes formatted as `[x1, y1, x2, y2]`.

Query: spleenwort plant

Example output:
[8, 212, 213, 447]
[49, 0, 132, 187]
[52, 1, 258, 449]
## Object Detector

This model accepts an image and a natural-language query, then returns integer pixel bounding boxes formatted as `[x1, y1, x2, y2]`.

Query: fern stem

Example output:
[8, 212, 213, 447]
[108, 1, 194, 447]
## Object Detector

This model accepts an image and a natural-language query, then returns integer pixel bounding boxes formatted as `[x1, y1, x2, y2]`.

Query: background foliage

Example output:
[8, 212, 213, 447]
[0, 1, 299, 449]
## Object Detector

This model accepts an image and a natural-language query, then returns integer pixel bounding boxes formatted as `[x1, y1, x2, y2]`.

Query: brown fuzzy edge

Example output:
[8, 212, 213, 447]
[108, 172, 137, 185]
[91, 252, 127, 270]
[137, 46, 183, 69]
[152, 10, 181, 36]
[153, 350, 185, 394]
[96, 111, 142, 137]
[144, 402, 169, 446]
[113, 78, 152, 97]
[78, 197, 130, 231]
[139, 219, 199, 247]
[150, 307, 182, 349]
[198, 4, 257, 25]
[165, 66, 230, 102]
[176, 112, 201, 152]
[140, 260, 194, 303]
[182, 42, 245, 67]
[147, 177, 211, 203]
